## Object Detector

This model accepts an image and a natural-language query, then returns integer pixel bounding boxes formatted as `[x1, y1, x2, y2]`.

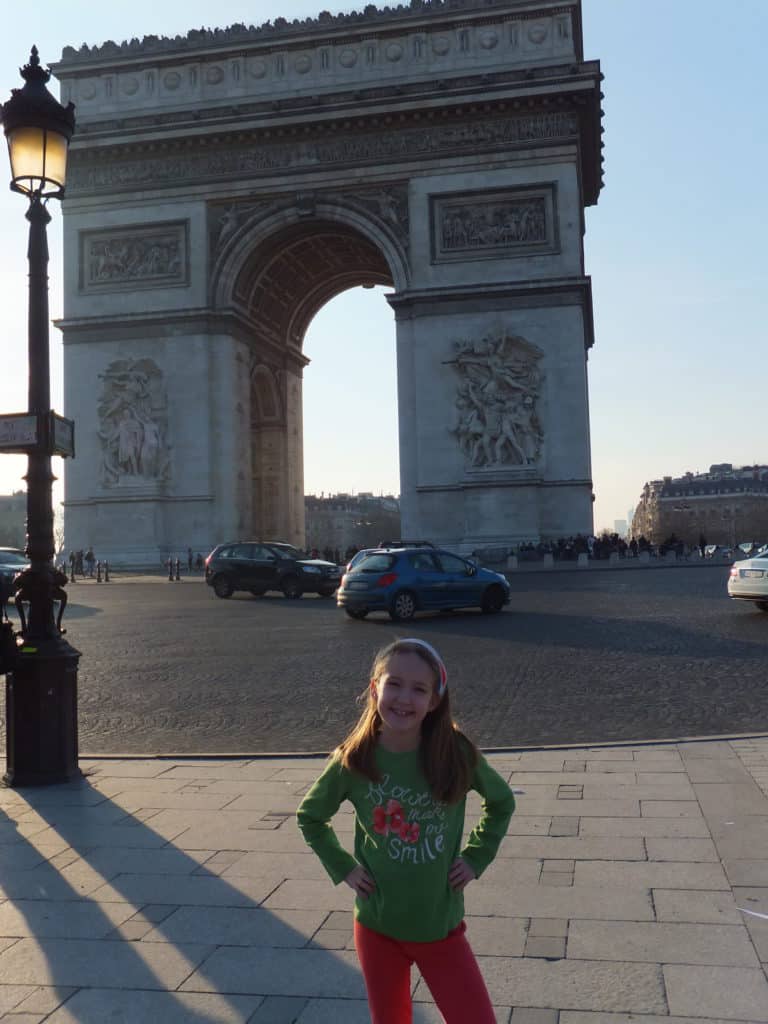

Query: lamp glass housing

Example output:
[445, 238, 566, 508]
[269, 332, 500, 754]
[6, 123, 68, 198]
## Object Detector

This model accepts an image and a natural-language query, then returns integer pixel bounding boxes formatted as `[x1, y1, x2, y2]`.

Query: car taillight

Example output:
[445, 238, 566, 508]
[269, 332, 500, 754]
[376, 572, 398, 587]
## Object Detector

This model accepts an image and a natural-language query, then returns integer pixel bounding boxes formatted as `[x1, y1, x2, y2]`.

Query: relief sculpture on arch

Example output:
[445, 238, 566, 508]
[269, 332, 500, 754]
[447, 331, 544, 473]
[97, 358, 171, 487]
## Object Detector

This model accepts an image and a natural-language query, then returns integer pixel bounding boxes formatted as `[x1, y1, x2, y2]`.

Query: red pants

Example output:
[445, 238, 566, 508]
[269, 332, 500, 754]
[353, 919, 496, 1024]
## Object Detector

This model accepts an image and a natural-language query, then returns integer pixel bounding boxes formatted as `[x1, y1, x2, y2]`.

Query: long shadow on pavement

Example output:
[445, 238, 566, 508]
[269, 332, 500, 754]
[0, 761, 424, 1023]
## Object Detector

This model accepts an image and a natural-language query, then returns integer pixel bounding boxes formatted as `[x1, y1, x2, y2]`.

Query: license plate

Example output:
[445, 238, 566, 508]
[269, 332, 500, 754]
[347, 580, 369, 590]
[741, 569, 764, 578]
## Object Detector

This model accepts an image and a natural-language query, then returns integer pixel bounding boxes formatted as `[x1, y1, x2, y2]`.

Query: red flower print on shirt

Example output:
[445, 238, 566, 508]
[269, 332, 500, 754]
[373, 806, 389, 835]
[386, 799, 405, 832]
[372, 799, 407, 836]
[398, 821, 420, 844]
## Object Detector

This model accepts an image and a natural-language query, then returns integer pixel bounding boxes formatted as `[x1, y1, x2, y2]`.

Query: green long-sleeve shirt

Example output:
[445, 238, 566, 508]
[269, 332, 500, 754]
[296, 745, 515, 942]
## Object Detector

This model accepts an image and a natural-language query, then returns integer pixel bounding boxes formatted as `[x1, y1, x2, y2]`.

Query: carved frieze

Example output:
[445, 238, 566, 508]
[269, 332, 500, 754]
[97, 359, 171, 487]
[68, 113, 578, 196]
[446, 331, 544, 471]
[60, 3, 571, 61]
[80, 221, 188, 291]
[431, 186, 557, 263]
[58, 8, 575, 115]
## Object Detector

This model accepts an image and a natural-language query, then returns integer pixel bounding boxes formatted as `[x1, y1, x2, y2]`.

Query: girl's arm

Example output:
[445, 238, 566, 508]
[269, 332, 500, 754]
[296, 757, 359, 884]
[458, 753, 515, 878]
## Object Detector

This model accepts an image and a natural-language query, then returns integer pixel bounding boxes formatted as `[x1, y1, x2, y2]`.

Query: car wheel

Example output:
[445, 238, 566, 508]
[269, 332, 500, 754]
[250, 588, 265, 598]
[389, 589, 417, 621]
[755, 601, 768, 613]
[213, 575, 234, 599]
[481, 585, 505, 614]
[318, 586, 337, 598]
[281, 575, 303, 599]
[345, 607, 369, 620]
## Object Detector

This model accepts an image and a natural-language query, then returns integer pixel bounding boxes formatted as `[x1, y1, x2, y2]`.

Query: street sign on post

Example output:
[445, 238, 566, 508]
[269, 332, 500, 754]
[0, 413, 38, 451]
[0, 411, 74, 457]
[50, 413, 75, 458]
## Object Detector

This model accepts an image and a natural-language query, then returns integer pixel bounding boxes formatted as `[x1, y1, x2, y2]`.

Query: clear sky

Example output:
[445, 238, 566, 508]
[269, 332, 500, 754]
[0, 1, 765, 534]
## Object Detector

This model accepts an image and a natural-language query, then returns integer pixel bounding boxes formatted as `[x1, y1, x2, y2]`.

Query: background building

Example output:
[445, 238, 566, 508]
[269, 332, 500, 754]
[304, 493, 401, 555]
[632, 465, 768, 546]
[0, 491, 25, 548]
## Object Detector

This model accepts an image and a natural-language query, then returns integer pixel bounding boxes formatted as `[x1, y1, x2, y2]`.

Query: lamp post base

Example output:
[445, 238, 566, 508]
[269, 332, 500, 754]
[4, 639, 81, 786]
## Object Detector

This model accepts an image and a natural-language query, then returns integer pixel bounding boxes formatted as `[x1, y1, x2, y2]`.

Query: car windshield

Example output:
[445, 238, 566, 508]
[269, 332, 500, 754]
[356, 554, 396, 572]
[0, 551, 27, 566]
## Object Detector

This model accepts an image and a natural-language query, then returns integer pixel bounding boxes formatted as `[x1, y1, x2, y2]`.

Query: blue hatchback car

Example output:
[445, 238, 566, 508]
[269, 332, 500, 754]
[337, 546, 511, 621]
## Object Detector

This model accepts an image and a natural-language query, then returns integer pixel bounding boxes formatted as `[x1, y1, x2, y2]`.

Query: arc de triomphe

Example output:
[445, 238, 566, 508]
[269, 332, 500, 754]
[55, 0, 602, 564]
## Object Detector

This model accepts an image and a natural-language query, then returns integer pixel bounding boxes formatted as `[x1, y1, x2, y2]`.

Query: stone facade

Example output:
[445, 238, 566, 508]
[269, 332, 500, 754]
[304, 494, 401, 555]
[632, 465, 768, 547]
[55, 0, 603, 564]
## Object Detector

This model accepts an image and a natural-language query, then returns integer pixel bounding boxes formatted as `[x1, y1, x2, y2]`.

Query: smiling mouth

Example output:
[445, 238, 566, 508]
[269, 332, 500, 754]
[390, 709, 413, 717]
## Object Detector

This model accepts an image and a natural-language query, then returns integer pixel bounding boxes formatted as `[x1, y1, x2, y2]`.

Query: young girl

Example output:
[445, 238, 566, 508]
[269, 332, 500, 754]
[297, 638, 515, 1023]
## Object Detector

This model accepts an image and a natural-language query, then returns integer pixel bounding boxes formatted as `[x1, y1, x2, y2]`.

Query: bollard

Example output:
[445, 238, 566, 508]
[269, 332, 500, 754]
[174, 558, 181, 582]
[506, 554, 518, 571]
[577, 552, 589, 568]
[69, 563, 76, 583]
[543, 552, 554, 568]
[167, 558, 174, 581]
[96, 560, 102, 583]
[104, 561, 110, 583]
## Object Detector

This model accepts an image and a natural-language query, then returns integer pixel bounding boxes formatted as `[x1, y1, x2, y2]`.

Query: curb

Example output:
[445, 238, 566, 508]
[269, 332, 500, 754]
[79, 730, 768, 761]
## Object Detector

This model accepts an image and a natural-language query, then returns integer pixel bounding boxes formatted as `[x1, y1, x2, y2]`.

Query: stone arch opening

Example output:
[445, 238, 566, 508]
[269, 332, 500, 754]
[232, 219, 394, 349]
[228, 218, 397, 542]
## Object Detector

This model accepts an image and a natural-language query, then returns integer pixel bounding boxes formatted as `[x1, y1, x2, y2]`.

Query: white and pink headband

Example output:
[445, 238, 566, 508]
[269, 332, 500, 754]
[401, 638, 448, 696]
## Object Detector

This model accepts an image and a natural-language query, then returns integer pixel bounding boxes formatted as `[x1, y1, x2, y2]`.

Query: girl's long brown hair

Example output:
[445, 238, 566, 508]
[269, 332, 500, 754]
[335, 639, 478, 805]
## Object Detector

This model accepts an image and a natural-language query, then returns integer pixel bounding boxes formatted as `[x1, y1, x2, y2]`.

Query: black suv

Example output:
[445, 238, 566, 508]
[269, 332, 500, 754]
[204, 541, 341, 599]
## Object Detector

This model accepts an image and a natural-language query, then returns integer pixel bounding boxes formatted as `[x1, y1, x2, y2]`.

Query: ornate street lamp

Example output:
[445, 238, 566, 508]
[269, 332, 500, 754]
[1, 48, 79, 785]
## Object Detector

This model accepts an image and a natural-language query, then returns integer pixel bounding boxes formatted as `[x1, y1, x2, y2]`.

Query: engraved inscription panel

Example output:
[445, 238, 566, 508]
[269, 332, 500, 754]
[431, 186, 557, 263]
[80, 221, 188, 291]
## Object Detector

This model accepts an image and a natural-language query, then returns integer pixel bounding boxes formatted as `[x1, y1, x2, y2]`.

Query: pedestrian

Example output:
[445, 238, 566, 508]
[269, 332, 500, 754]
[187, 547, 193, 573]
[85, 547, 95, 577]
[297, 638, 514, 1024]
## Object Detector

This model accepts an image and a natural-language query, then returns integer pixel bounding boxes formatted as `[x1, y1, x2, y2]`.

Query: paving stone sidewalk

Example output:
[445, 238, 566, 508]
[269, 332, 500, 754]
[0, 737, 766, 1023]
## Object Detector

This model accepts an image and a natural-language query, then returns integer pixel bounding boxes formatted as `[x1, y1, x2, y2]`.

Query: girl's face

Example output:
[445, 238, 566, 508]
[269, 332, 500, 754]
[373, 651, 440, 750]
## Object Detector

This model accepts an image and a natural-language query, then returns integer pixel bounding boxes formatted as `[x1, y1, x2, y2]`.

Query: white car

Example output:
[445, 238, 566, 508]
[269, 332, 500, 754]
[728, 553, 768, 612]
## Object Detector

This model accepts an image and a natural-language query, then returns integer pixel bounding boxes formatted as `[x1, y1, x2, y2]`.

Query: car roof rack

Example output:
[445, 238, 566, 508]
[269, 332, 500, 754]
[376, 540, 435, 549]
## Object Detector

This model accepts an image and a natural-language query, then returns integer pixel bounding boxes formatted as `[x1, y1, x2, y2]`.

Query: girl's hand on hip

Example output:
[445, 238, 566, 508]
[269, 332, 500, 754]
[345, 865, 376, 900]
[448, 858, 476, 892]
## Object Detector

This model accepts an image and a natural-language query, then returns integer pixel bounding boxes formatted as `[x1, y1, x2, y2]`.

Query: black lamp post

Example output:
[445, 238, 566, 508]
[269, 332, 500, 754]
[1, 48, 80, 786]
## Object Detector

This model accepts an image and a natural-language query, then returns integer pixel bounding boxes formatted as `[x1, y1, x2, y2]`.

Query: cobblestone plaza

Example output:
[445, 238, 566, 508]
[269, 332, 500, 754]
[3, 564, 763, 756]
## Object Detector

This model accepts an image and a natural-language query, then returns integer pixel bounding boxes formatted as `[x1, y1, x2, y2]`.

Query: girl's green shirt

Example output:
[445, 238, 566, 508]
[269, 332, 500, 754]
[296, 745, 515, 942]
